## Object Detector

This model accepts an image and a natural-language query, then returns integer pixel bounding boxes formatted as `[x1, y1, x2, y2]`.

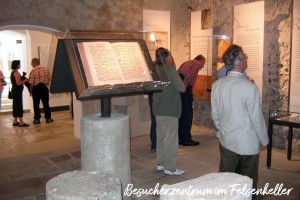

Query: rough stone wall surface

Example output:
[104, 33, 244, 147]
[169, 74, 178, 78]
[263, 0, 299, 150]
[0, 0, 144, 31]
[0, 0, 298, 150]
[263, 0, 292, 112]
[188, 0, 298, 150]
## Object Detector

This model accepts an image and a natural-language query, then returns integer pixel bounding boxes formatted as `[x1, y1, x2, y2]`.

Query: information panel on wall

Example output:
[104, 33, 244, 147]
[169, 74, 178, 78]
[190, 10, 213, 100]
[143, 9, 170, 61]
[191, 11, 212, 76]
[233, 1, 264, 101]
[290, 0, 300, 112]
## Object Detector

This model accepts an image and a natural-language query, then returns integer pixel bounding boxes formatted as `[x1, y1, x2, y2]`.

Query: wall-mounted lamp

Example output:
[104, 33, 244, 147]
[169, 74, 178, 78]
[150, 32, 156, 42]
[150, 32, 158, 49]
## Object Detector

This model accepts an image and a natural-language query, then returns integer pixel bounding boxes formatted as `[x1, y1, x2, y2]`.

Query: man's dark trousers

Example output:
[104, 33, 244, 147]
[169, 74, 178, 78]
[178, 85, 193, 142]
[32, 83, 51, 120]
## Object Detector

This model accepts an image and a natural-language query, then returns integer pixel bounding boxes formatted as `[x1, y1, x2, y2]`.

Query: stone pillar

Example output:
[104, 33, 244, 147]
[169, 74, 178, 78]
[81, 113, 131, 191]
[46, 171, 122, 200]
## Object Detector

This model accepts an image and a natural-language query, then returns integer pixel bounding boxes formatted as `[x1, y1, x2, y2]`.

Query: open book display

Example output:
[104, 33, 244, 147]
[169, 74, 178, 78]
[50, 31, 170, 100]
[77, 41, 153, 86]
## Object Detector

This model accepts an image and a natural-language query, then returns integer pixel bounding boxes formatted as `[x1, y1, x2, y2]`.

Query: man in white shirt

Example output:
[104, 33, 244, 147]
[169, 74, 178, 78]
[211, 44, 269, 191]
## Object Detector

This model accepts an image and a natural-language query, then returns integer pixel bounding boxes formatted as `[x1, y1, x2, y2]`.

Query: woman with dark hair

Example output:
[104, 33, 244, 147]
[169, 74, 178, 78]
[10, 60, 29, 127]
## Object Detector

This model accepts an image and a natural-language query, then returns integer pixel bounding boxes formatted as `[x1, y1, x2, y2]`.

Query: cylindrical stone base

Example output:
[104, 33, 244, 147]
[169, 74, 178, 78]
[81, 113, 131, 190]
[46, 171, 122, 200]
[160, 172, 253, 200]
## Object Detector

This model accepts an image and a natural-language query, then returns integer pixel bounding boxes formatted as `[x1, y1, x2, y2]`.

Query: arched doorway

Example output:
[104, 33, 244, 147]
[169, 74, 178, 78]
[0, 25, 70, 113]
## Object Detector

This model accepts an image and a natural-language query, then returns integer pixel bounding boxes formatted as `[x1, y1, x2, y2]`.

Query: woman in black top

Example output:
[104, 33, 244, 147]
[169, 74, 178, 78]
[10, 60, 29, 127]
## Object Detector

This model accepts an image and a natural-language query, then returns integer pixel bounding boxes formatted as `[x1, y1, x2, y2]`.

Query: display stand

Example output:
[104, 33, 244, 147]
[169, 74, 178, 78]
[267, 109, 300, 168]
[48, 30, 170, 197]
[101, 97, 111, 117]
[50, 30, 170, 100]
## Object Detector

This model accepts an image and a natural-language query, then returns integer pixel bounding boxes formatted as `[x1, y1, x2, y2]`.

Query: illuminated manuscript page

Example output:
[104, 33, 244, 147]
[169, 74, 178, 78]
[111, 42, 152, 83]
[77, 41, 152, 86]
[78, 42, 123, 86]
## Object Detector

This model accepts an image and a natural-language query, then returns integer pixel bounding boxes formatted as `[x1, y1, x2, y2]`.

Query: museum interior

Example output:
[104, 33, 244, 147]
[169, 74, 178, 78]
[0, 0, 299, 199]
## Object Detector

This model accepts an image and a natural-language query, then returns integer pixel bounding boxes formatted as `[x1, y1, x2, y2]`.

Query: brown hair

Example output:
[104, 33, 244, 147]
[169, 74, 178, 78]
[193, 55, 205, 61]
[32, 58, 40, 65]
[155, 47, 170, 65]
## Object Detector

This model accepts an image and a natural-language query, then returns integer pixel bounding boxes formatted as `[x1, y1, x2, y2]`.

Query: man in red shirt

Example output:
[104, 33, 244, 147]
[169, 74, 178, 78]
[29, 58, 53, 124]
[178, 55, 206, 146]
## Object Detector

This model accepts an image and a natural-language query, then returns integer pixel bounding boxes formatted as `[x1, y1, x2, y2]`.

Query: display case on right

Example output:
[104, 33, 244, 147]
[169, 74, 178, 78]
[267, 109, 300, 168]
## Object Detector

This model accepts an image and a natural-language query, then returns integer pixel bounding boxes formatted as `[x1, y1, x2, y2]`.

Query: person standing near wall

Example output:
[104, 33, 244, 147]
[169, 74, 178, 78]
[178, 55, 206, 146]
[0, 70, 6, 110]
[153, 47, 186, 176]
[29, 58, 53, 124]
[10, 60, 29, 127]
[211, 44, 269, 191]
[148, 47, 165, 153]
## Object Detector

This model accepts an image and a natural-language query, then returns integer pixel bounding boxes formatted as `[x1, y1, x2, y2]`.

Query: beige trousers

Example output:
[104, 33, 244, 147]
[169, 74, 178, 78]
[155, 115, 179, 171]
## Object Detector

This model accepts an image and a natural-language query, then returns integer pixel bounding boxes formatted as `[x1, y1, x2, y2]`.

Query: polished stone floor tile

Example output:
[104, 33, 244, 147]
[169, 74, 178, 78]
[0, 110, 299, 200]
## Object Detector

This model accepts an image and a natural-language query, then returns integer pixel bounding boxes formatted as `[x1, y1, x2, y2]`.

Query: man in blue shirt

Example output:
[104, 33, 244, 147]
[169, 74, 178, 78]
[218, 64, 249, 79]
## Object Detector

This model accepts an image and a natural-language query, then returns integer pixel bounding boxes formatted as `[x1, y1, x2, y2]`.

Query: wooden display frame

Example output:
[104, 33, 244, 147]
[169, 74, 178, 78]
[193, 75, 212, 100]
[50, 30, 170, 100]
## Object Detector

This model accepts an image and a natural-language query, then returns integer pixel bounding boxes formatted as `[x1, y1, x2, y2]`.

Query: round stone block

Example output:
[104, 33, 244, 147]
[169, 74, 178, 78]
[160, 172, 253, 200]
[80, 113, 131, 189]
[46, 171, 122, 200]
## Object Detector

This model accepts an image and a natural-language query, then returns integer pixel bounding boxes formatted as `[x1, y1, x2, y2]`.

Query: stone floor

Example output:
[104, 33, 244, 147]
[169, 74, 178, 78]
[0, 110, 299, 200]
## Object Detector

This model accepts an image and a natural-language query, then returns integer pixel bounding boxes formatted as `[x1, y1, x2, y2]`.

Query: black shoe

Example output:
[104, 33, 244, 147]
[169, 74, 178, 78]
[33, 119, 41, 124]
[182, 140, 200, 146]
[19, 123, 30, 127]
[46, 119, 54, 123]
[12, 122, 19, 126]
[179, 140, 183, 145]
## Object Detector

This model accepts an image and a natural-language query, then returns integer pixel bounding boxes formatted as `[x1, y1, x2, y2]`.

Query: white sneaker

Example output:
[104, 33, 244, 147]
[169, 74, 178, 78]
[156, 164, 164, 171]
[164, 169, 185, 176]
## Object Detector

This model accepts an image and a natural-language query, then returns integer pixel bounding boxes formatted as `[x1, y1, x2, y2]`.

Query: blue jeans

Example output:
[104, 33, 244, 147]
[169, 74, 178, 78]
[178, 85, 193, 142]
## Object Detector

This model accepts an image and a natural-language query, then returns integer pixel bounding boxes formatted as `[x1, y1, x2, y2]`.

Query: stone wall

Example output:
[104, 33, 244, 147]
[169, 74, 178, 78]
[182, 0, 299, 151]
[0, 0, 298, 150]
